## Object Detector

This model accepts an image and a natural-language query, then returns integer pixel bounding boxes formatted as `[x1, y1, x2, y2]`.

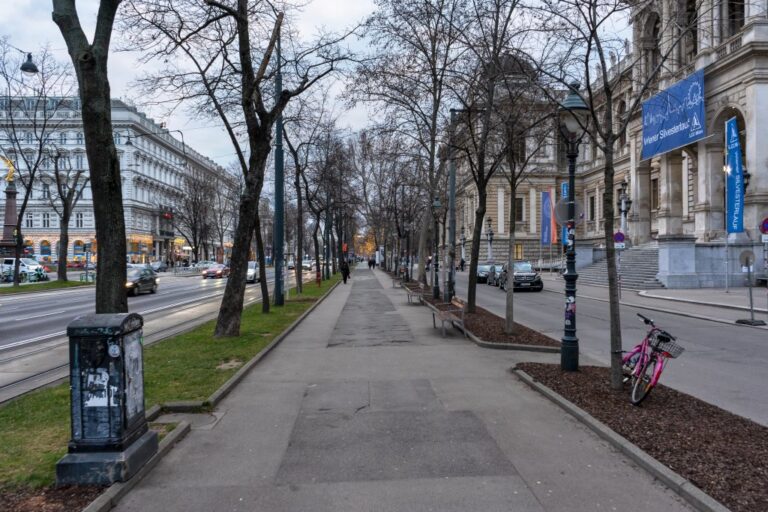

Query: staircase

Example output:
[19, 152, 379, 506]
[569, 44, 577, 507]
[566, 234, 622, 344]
[577, 244, 665, 290]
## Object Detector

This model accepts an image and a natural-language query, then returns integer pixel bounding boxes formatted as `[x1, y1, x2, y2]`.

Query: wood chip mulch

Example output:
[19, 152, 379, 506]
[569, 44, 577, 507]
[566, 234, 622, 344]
[518, 362, 768, 512]
[0, 485, 104, 512]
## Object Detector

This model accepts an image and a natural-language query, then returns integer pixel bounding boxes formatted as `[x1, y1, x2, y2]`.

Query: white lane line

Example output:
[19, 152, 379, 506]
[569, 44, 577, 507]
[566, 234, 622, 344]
[14, 310, 66, 321]
[0, 330, 66, 351]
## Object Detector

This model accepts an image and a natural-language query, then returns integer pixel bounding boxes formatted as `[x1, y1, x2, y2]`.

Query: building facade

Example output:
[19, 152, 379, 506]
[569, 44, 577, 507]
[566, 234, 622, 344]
[0, 97, 234, 265]
[457, 1, 768, 287]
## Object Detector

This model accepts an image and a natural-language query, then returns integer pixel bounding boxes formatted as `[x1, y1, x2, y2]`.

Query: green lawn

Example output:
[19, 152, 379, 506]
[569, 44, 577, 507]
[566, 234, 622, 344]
[0, 280, 94, 294]
[0, 276, 339, 489]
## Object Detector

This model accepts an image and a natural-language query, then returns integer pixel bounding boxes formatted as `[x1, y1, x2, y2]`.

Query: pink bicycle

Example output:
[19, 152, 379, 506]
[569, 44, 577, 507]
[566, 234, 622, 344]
[622, 313, 685, 405]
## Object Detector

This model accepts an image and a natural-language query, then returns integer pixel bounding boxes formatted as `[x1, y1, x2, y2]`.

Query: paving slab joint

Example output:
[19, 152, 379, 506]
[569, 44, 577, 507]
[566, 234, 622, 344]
[81, 421, 192, 512]
[511, 366, 731, 512]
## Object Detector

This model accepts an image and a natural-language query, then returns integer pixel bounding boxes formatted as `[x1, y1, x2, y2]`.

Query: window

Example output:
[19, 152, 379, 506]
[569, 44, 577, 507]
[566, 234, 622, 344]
[514, 243, 524, 260]
[41, 184, 50, 199]
[75, 154, 84, 168]
[25, 213, 33, 228]
[42, 213, 50, 228]
[588, 194, 596, 221]
[59, 132, 67, 145]
[651, 178, 660, 210]
[76, 212, 84, 228]
[727, 0, 745, 37]
[76, 132, 84, 144]
[114, 133, 122, 145]
[515, 198, 524, 222]
[25, 132, 34, 144]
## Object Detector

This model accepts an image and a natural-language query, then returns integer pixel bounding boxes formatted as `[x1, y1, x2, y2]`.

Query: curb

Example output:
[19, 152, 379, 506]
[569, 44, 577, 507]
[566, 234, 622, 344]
[638, 290, 768, 314]
[81, 421, 192, 512]
[150, 280, 342, 414]
[511, 367, 731, 512]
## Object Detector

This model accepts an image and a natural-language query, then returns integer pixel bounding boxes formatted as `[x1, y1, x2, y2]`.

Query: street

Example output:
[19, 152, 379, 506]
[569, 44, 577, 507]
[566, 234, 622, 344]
[452, 270, 768, 426]
[0, 268, 315, 402]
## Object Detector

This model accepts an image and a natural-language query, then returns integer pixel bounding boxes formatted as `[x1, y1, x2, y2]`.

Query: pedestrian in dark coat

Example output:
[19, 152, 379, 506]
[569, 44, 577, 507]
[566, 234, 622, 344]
[340, 259, 351, 284]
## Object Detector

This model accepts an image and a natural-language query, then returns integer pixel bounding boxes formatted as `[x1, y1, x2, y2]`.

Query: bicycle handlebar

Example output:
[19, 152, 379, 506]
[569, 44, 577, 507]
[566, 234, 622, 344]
[637, 313, 654, 326]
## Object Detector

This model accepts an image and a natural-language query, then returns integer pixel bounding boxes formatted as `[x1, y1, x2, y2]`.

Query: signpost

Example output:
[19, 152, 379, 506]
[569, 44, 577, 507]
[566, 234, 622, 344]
[736, 250, 766, 326]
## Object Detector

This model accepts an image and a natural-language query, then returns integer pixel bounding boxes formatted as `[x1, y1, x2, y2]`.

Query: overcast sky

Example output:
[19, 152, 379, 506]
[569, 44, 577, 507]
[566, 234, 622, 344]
[3, 0, 375, 167]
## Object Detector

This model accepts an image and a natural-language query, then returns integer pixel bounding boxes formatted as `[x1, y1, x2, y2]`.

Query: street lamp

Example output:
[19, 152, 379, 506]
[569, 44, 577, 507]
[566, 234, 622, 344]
[558, 81, 590, 372]
[486, 217, 494, 260]
[20, 53, 39, 76]
[460, 225, 466, 263]
[432, 196, 441, 299]
[616, 179, 632, 239]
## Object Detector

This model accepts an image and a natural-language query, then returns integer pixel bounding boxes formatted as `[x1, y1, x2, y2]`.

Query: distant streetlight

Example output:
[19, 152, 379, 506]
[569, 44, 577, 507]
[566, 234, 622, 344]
[432, 196, 441, 299]
[558, 81, 590, 372]
[486, 217, 494, 260]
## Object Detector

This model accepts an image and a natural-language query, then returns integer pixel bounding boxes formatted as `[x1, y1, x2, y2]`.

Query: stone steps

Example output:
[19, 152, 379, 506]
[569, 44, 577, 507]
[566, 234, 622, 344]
[577, 247, 664, 290]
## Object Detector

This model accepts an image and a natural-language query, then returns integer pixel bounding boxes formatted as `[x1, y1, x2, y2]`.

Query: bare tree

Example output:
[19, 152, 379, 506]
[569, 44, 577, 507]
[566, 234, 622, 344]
[53, 0, 128, 313]
[210, 172, 238, 264]
[121, 0, 354, 334]
[0, 42, 74, 285]
[40, 150, 90, 281]
[173, 168, 214, 263]
[351, 0, 466, 284]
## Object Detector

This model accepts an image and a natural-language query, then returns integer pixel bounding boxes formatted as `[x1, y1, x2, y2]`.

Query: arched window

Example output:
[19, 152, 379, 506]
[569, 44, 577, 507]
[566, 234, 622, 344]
[727, 0, 745, 37]
[23, 240, 35, 256]
[40, 240, 51, 257]
[59, 132, 67, 145]
[73, 240, 85, 256]
[617, 100, 627, 149]
[684, 0, 698, 64]
[76, 132, 84, 145]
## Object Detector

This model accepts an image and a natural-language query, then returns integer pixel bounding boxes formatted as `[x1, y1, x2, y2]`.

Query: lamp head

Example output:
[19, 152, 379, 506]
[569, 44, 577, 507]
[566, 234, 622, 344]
[20, 53, 38, 76]
[125, 135, 133, 146]
[559, 81, 589, 137]
[432, 197, 442, 209]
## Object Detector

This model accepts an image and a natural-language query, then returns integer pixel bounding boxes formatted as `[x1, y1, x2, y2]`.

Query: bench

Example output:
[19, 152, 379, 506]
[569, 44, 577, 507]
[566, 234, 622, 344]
[431, 297, 467, 338]
[392, 276, 403, 288]
[406, 282, 427, 304]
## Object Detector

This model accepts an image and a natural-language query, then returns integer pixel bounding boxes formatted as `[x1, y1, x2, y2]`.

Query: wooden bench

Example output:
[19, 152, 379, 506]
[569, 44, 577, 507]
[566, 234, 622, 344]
[431, 297, 467, 338]
[406, 282, 427, 304]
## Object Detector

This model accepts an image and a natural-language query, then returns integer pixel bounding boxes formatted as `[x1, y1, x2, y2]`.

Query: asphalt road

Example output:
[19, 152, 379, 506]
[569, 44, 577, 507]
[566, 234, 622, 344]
[452, 271, 768, 427]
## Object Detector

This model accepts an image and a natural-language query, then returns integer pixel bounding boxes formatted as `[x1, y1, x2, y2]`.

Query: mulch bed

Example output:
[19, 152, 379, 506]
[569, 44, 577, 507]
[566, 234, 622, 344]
[518, 362, 768, 512]
[0, 485, 104, 512]
[420, 294, 559, 348]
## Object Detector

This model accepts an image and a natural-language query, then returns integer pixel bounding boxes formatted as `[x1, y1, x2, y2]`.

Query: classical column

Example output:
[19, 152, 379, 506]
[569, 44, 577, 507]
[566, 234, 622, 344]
[694, 140, 725, 241]
[657, 152, 684, 236]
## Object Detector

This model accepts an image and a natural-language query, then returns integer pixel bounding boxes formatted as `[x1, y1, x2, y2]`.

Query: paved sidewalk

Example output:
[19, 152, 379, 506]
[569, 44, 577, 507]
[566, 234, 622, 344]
[115, 267, 692, 512]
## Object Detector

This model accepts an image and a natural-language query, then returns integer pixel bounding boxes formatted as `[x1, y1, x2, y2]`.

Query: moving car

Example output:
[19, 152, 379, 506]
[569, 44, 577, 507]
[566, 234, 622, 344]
[476, 263, 493, 284]
[500, 261, 543, 292]
[150, 260, 168, 272]
[125, 267, 158, 296]
[246, 261, 260, 283]
[301, 260, 313, 271]
[202, 263, 230, 279]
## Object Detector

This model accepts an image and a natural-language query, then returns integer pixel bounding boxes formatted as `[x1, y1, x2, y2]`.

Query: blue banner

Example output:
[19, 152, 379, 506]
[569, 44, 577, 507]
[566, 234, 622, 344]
[561, 182, 568, 245]
[725, 117, 744, 233]
[641, 70, 706, 160]
[541, 191, 552, 245]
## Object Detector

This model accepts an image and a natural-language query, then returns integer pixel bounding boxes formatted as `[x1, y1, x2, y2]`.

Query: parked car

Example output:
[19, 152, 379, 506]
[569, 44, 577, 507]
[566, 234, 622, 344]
[488, 263, 504, 286]
[125, 267, 158, 296]
[287, 259, 296, 270]
[1, 257, 43, 276]
[301, 260, 313, 271]
[500, 261, 543, 292]
[194, 260, 215, 269]
[476, 263, 493, 284]
[202, 263, 230, 279]
[246, 261, 260, 283]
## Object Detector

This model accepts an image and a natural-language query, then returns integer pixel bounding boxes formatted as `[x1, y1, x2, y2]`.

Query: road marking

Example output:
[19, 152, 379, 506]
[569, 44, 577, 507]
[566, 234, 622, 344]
[14, 310, 66, 321]
[0, 330, 66, 351]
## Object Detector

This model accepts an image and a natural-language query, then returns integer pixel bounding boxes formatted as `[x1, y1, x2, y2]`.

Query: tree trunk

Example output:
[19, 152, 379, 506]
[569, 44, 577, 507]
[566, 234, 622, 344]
[57, 214, 71, 281]
[417, 214, 428, 284]
[214, 145, 270, 336]
[53, 0, 128, 314]
[294, 172, 303, 294]
[254, 213, 269, 313]
[602, 146, 623, 390]
[466, 192, 487, 313]
[313, 214, 321, 280]
[505, 185, 516, 334]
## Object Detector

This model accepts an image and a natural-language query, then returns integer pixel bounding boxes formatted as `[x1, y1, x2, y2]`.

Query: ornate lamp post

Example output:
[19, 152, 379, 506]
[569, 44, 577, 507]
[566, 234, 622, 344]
[616, 179, 632, 238]
[486, 217, 494, 261]
[558, 81, 590, 372]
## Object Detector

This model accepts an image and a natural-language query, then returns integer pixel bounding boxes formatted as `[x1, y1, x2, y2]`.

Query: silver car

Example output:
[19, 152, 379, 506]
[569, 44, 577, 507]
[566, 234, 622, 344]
[246, 261, 260, 283]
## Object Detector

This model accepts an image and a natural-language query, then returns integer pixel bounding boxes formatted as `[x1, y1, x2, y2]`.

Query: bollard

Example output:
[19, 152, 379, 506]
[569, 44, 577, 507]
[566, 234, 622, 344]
[56, 313, 158, 485]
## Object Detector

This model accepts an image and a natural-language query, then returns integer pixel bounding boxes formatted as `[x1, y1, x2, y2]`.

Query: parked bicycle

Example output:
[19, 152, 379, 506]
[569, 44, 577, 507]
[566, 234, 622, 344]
[622, 313, 684, 405]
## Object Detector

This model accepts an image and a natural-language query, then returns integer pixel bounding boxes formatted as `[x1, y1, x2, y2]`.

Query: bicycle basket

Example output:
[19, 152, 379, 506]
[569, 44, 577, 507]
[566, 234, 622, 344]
[652, 334, 684, 358]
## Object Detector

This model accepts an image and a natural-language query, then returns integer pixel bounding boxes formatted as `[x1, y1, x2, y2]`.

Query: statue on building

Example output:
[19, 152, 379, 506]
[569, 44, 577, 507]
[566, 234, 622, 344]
[1, 156, 15, 182]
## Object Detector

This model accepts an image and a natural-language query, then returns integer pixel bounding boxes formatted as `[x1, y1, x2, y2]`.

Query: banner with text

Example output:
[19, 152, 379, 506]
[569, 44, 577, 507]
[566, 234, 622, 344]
[725, 117, 744, 233]
[541, 191, 552, 245]
[641, 69, 706, 160]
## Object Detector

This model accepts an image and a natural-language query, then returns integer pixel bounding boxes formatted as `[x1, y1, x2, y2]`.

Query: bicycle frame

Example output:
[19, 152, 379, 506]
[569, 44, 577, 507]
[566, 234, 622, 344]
[622, 326, 669, 387]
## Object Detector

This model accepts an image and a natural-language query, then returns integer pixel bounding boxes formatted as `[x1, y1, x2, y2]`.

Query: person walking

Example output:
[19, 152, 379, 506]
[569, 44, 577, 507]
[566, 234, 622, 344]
[340, 258, 351, 284]
[460, 258, 465, 272]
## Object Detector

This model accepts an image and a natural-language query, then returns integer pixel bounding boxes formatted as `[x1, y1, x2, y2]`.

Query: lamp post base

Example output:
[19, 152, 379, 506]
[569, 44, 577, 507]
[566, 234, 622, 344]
[560, 341, 579, 371]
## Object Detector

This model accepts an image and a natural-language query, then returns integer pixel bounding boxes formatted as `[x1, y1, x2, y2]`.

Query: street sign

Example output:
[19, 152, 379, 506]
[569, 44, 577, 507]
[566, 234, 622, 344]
[615, 242, 626, 250]
[761, 217, 768, 234]
[762, 234, 768, 243]
[613, 231, 625, 243]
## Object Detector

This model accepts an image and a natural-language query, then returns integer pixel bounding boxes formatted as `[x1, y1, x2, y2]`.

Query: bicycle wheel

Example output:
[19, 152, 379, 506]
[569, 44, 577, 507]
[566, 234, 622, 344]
[630, 355, 659, 405]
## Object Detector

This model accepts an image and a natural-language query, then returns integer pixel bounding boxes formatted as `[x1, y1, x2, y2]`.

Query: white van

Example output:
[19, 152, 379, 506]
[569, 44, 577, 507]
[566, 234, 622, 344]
[1, 257, 43, 275]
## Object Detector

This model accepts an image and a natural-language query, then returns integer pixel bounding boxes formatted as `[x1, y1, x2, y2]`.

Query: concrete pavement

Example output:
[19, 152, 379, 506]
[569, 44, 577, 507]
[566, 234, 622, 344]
[115, 266, 692, 512]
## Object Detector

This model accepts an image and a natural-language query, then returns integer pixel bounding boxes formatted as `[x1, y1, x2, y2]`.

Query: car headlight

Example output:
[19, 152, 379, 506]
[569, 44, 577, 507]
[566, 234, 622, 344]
[125, 281, 134, 287]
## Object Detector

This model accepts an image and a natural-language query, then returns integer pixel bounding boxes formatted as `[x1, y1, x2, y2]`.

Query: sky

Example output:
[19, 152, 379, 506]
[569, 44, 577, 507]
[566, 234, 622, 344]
[2, 0, 375, 167]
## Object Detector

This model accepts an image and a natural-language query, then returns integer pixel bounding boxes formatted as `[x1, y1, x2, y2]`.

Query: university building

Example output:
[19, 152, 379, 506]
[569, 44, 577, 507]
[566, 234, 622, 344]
[457, 1, 768, 288]
[0, 98, 234, 265]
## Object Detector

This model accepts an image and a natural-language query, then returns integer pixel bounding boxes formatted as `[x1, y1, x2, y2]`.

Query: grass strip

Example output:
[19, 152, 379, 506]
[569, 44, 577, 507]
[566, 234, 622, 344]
[0, 275, 339, 489]
[0, 280, 94, 294]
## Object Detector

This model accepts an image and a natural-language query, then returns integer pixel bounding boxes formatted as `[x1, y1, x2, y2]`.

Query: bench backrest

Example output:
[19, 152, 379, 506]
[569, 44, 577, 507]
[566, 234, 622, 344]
[450, 297, 466, 310]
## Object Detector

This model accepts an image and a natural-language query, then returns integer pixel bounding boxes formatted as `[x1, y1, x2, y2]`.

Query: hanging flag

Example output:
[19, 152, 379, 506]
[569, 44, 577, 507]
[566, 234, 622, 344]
[725, 117, 744, 234]
[561, 182, 569, 245]
[550, 187, 557, 244]
[541, 191, 552, 245]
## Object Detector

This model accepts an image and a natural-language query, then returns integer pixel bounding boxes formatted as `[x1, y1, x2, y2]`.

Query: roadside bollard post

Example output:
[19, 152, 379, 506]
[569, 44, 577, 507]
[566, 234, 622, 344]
[56, 313, 158, 485]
